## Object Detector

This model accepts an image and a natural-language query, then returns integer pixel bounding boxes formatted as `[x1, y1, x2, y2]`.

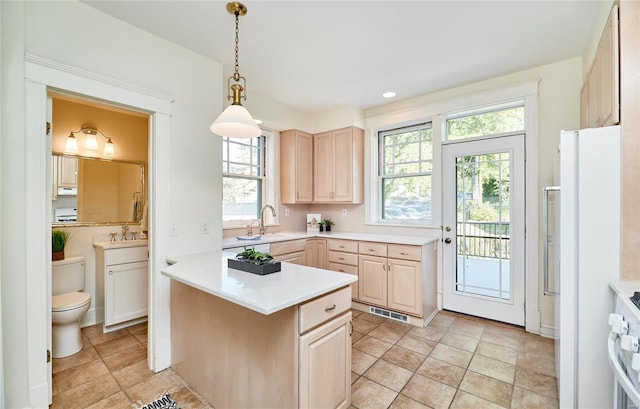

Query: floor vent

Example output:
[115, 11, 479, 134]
[369, 306, 409, 323]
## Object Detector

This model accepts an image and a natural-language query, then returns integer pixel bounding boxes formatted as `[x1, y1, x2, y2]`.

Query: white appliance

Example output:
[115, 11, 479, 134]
[54, 208, 77, 222]
[608, 288, 640, 408]
[545, 126, 620, 408]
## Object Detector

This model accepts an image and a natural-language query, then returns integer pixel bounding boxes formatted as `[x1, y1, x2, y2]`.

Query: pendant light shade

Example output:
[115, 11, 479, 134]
[210, 104, 261, 138]
[103, 137, 115, 158]
[210, 2, 261, 139]
[65, 133, 79, 154]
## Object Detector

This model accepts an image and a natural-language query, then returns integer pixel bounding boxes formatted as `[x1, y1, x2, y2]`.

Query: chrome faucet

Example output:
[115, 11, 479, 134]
[260, 205, 276, 236]
[247, 219, 261, 236]
[122, 222, 129, 241]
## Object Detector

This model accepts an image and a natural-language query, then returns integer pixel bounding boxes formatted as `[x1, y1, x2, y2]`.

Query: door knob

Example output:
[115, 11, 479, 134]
[444, 238, 452, 244]
[445, 226, 451, 232]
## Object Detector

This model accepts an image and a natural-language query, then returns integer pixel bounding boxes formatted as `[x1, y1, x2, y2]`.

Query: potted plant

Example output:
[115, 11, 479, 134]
[322, 218, 335, 232]
[319, 220, 325, 232]
[228, 246, 281, 275]
[52, 230, 70, 261]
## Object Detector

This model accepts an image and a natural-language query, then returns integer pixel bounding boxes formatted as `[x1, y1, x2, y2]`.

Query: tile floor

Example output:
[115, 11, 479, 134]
[51, 310, 558, 409]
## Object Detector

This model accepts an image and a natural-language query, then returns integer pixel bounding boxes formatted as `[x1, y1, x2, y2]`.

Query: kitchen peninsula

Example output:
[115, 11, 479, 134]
[162, 251, 357, 409]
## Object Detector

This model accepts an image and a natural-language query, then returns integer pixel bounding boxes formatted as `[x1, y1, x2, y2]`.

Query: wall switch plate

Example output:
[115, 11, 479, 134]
[202, 221, 210, 234]
[169, 221, 178, 237]
[341, 209, 347, 216]
[285, 208, 290, 216]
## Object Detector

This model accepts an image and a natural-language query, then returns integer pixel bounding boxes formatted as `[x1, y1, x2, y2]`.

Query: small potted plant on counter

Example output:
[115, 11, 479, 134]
[228, 246, 281, 275]
[322, 218, 334, 232]
[52, 229, 70, 261]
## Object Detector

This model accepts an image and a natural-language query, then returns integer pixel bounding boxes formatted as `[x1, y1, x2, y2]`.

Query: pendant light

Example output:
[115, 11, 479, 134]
[210, 2, 261, 139]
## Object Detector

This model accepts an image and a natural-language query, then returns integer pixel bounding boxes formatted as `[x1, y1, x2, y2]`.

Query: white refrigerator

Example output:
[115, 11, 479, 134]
[549, 125, 620, 408]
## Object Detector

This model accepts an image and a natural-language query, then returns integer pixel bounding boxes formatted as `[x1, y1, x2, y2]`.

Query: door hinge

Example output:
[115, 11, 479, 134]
[46, 122, 51, 135]
[47, 349, 51, 363]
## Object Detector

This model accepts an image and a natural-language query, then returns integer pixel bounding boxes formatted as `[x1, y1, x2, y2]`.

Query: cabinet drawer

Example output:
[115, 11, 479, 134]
[299, 286, 351, 334]
[328, 251, 358, 266]
[105, 246, 148, 266]
[388, 244, 421, 262]
[358, 242, 388, 257]
[327, 239, 358, 253]
[327, 262, 358, 275]
[271, 239, 307, 255]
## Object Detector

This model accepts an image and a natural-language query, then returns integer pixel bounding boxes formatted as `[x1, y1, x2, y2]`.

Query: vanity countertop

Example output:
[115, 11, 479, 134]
[222, 231, 439, 249]
[161, 250, 357, 315]
[93, 239, 149, 249]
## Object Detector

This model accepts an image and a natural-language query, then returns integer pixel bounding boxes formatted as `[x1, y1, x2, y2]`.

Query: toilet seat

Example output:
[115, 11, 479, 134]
[52, 292, 90, 312]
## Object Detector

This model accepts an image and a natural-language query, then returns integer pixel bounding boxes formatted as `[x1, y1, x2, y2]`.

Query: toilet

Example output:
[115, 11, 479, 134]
[52, 256, 91, 358]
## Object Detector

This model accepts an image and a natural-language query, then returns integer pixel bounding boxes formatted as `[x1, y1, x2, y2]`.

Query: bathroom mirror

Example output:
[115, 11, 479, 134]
[52, 153, 145, 225]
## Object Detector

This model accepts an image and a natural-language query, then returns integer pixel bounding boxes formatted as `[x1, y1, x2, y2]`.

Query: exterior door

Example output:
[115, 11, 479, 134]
[442, 134, 525, 325]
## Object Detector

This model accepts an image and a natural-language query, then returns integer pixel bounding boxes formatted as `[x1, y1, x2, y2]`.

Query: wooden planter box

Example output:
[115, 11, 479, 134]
[227, 258, 281, 276]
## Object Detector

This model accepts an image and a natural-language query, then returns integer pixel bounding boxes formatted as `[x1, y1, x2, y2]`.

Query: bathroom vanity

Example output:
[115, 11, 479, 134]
[162, 251, 357, 409]
[94, 240, 149, 332]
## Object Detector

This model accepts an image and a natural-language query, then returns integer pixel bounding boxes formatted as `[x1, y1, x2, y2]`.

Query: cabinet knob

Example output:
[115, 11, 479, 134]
[338, 269, 344, 272]
[108, 270, 113, 275]
[338, 245, 345, 248]
[325, 304, 336, 312]
[339, 257, 345, 260]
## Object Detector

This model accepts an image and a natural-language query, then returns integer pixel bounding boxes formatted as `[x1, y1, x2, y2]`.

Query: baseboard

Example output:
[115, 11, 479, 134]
[423, 308, 439, 327]
[153, 336, 171, 372]
[103, 317, 147, 333]
[539, 324, 557, 339]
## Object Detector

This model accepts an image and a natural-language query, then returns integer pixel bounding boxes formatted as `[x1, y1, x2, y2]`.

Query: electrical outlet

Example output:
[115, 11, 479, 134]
[341, 209, 347, 216]
[169, 221, 178, 237]
[285, 208, 290, 216]
[202, 221, 210, 234]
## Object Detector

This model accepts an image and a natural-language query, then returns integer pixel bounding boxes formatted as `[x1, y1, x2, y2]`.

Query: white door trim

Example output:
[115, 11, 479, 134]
[24, 56, 173, 405]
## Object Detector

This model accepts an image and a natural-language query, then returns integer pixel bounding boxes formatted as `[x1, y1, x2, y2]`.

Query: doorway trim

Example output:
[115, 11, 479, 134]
[24, 54, 173, 405]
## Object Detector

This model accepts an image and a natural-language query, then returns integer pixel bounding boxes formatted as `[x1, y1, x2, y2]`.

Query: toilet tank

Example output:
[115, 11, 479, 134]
[52, 256, 85, 295]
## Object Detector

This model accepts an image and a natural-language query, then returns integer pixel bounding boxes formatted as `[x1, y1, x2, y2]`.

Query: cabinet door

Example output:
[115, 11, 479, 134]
[597, 4, 619, 127]
[358, 255, 387, 306]
[296, 132, 314, 202]
[314, 131, 334, 202]
[281, 130, 313, 203]
[105, 261, 148, 326]
[299, 312, 352, 409]
[58, 156, 78, 188]
[387, 259, 422, 316]
[332, 128, 353, 202]
[305, 239, 326, 269]
[587, 62, 600, 127]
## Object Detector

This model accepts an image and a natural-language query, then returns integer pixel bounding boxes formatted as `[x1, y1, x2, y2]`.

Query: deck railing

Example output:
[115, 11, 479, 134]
[457, 221, 510, 259]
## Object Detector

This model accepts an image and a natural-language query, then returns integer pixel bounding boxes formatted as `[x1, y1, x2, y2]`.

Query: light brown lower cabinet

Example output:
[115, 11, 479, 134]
[271, 239, 307, 265]
[305, 238, 326, 269]
[358, 255, 387, 306]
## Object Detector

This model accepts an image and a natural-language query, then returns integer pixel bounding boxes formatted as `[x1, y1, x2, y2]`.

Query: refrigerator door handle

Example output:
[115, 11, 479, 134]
[543, 186, 560, 296]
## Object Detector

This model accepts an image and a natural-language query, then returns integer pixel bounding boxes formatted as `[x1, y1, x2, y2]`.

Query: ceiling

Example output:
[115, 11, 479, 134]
[83, 1, 603, 113]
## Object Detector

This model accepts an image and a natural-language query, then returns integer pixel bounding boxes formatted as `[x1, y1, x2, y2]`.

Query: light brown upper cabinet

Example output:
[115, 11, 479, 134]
[313, 127, 364, 203]
[280, 130, 314, 204]
[581, 5, 619, 128]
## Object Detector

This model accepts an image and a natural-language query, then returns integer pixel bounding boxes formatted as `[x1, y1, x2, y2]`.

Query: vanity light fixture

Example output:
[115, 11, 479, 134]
[67, 124, 115, 158]
[209, 2, 261, 139]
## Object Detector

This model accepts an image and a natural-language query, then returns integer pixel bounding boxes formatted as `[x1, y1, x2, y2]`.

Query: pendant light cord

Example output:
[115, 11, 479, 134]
[234, 11, 240, 76]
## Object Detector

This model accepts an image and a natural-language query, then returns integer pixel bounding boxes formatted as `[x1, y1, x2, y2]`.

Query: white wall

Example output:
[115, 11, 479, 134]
[2, 1, 224, 406]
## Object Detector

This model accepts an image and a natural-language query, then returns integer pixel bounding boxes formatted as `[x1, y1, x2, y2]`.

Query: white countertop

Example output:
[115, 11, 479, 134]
[93, 239, 149, 249]
[222, 231, 439, 249]
[161, 250, 357, 315]
[610, 280, 640, 298]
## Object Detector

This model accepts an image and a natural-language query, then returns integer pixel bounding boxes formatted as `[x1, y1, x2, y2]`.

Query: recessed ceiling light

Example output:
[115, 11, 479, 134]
[382, 91, 396, 99]
[254, 119, 263, 125]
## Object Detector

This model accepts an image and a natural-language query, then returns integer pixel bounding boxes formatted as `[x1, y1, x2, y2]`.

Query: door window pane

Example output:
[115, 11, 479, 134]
[447, 105, 524, 140]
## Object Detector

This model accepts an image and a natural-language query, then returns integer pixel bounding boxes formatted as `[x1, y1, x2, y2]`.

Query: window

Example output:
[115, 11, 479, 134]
[222, 135, 265, 223]
[446, 103, 525, 140]
[379, 123, 433, 223]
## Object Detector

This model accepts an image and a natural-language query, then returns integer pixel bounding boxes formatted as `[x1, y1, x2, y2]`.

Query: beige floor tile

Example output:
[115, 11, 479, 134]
[133, 329, 148, 346]
[359, 312, 387, 324]
[440, 331, 480, 352]
[111, 359, 155, 389]
[85, 391, 132, 409]
[171, 387, 212, 409]
[429, 314, 456, 330]
[468, 354, 516, 384]
[353, 335, 394, 357]
[516, 350, 556, 377]
[352, 330, 365, 343]
[401, 373, 457, 409]
[408, 325, 444, 342]
[351, 376, 398, 409]
[476, 340, 517, 365]
[352, 317, 380, 333]
[124, 370, 185, 404]
[389, 394, 430, 409]
[511, 385, 560, 409]
[382, 346, 426, 372]
[54, 358, 110, 392]
[514, 366, 558, 399]
[450, 390, 507, 409]
[481, 328, 521, 350]
[459, 370, 513, 408]
[351, 348, 378, 375]
[397, 334, 436, 356]
[351, 309, 363, 318]
[429, 343, 473, 369]
[448, 318, 486, 339]
[416, 357, 466, 388]
[83, 327, 130, 347]
[364, 359, 414, 392]
[380, 319, 413, 334]
[58, 373, 121, 409]
[102, 344, 147, 372]
[351, 372, 360, 384]
[94, 334, 140, 358]
[126, 321, 148, 335]
[53, 346, 100, 374]
[368, 325, 405, 344]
